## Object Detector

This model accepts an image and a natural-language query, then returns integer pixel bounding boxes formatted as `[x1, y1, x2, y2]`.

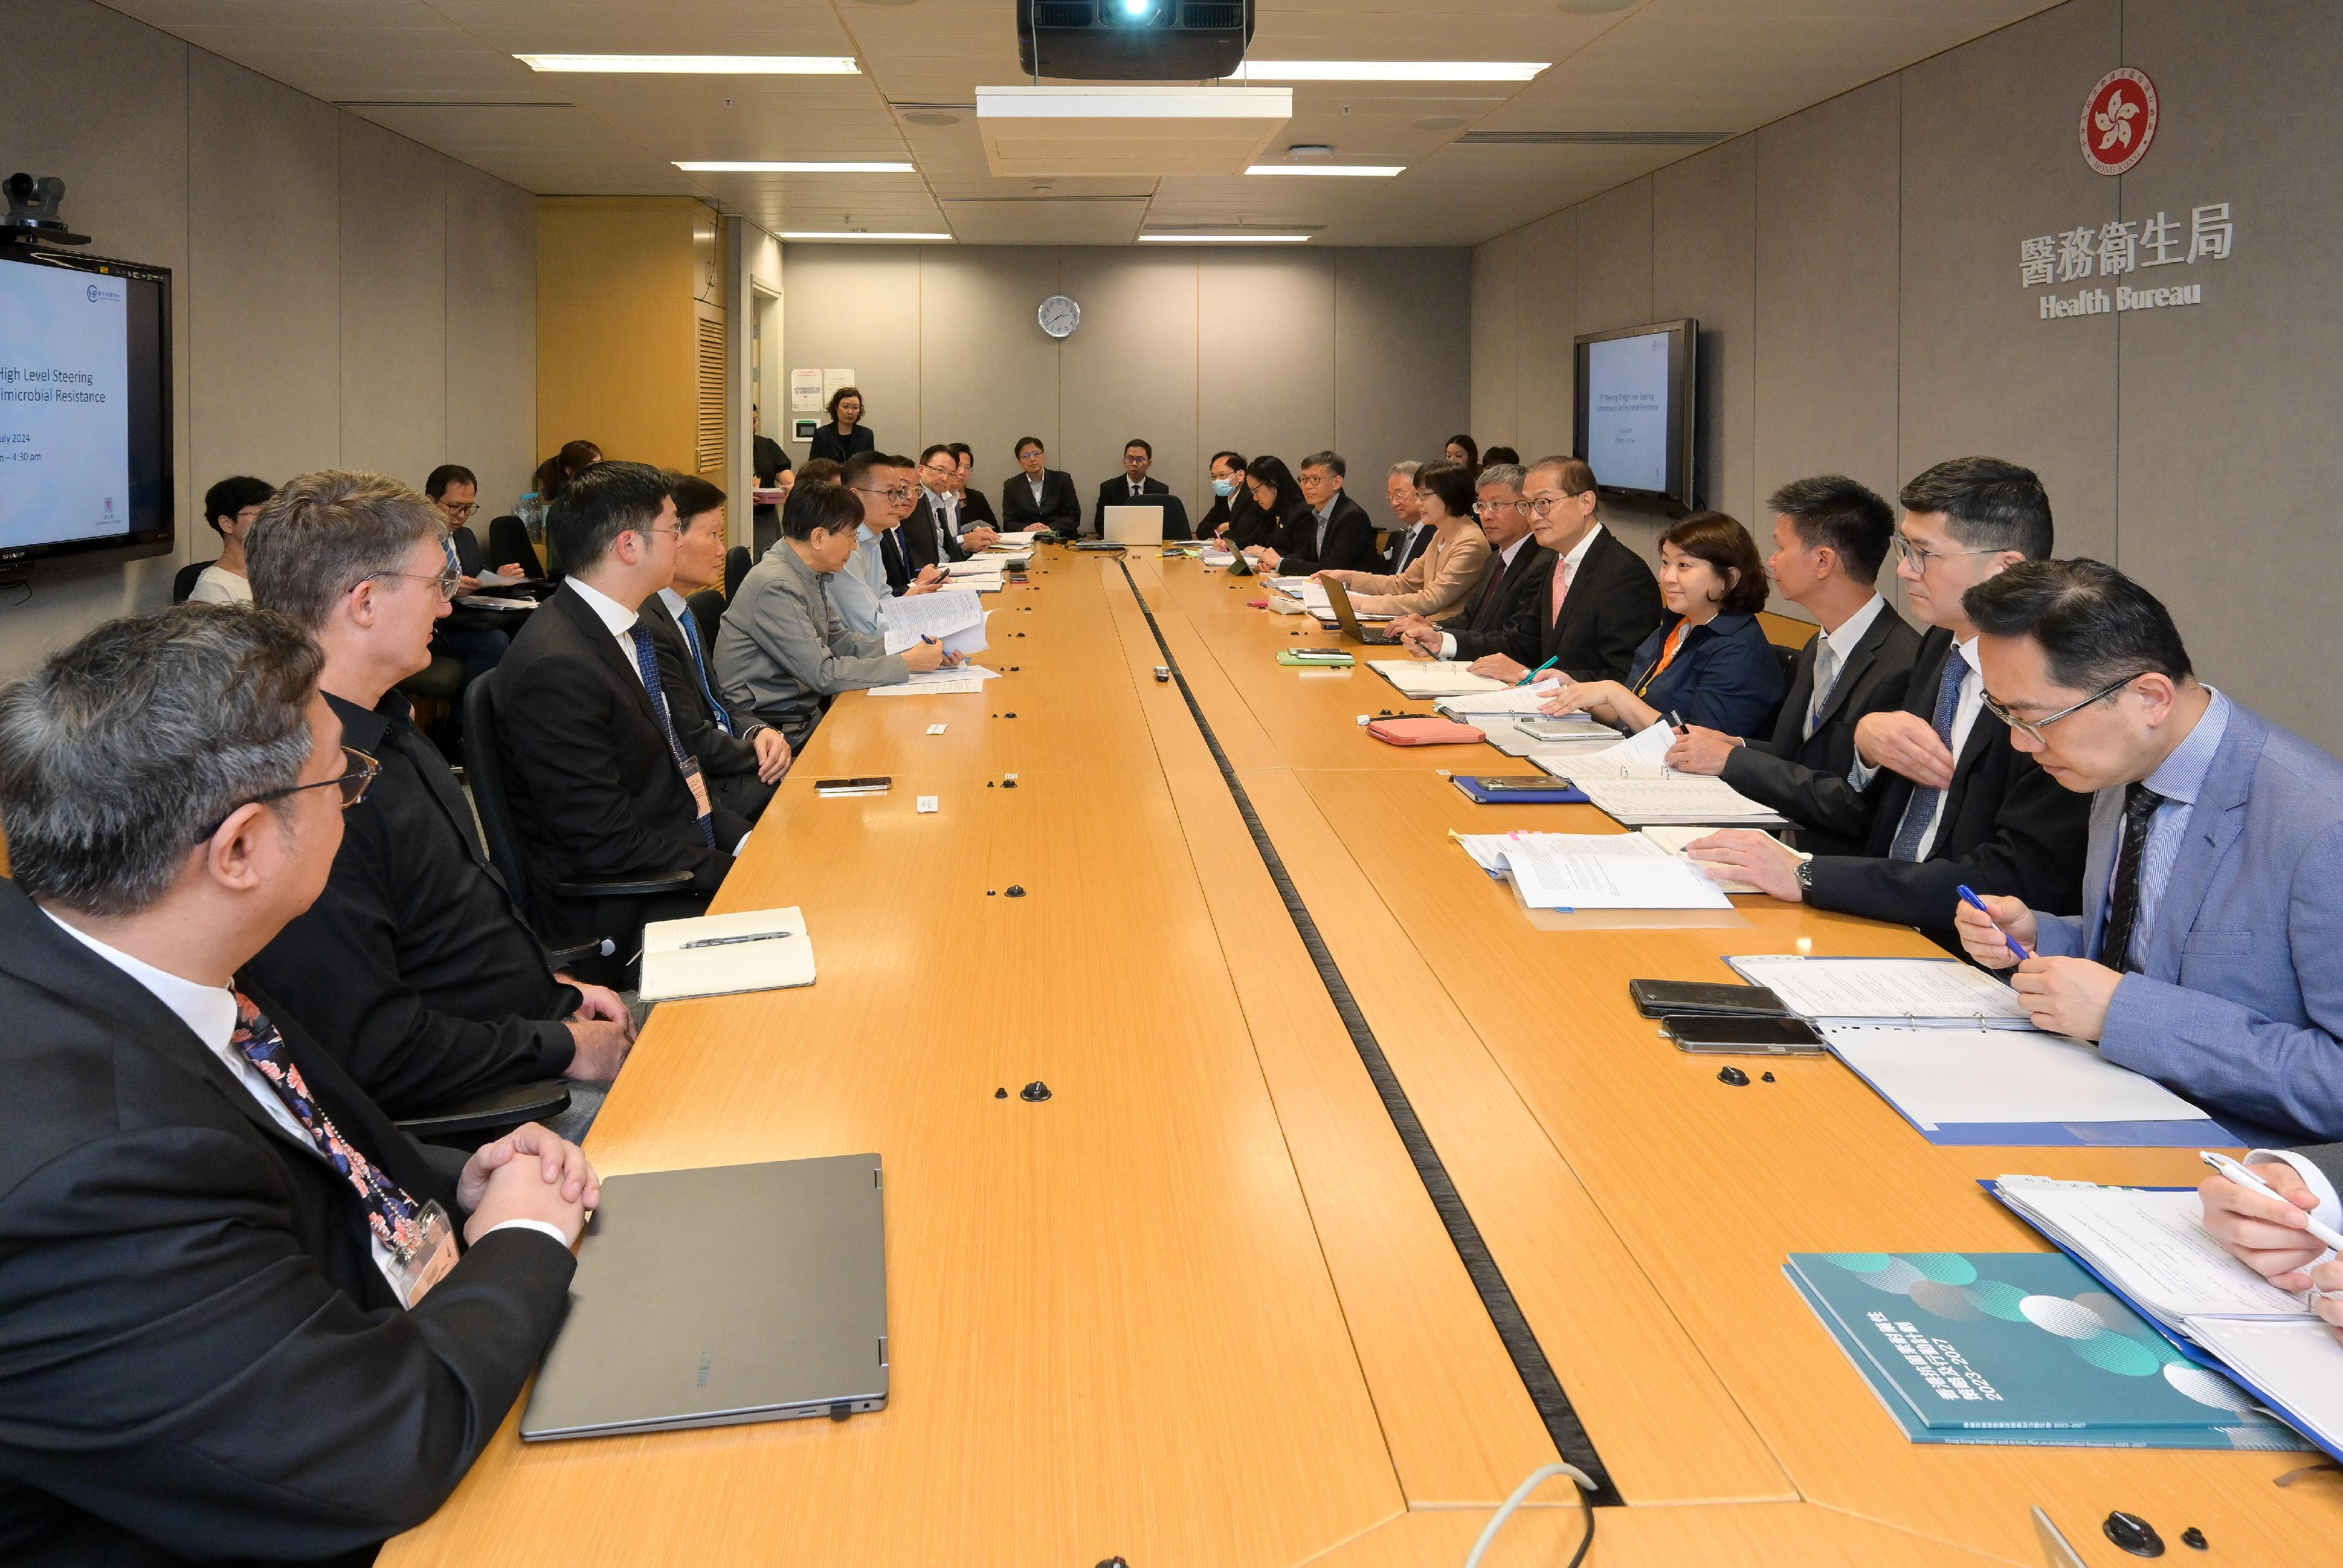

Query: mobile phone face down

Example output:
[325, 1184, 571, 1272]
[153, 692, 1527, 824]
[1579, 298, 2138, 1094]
[1628, 979, 1786, 1018]
[815, 776, 893, 795]
[1660, 1014, 1829, 1054]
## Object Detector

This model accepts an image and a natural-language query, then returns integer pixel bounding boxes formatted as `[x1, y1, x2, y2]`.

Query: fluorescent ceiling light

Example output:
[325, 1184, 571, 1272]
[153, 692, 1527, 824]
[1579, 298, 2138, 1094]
[1244, 164, 1404, 176]
[1139, 233, 1311, 243]
[781, 231, 953, 241]
[978, 85, 1290, 120]
[518, 54, 860, 74]
[677, 161, 915, 173]
[1224, 60, 1548, 83]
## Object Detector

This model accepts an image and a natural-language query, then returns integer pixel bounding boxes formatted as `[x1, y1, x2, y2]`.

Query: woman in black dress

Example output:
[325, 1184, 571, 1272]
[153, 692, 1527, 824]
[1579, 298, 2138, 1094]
[810, 386, 875, 464]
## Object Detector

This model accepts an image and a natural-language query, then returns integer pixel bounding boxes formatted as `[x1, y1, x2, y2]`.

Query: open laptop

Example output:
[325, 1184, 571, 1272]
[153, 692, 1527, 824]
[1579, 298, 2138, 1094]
[1319, 576, 1403, 645]
[519, 1153, 889, 1441]
[1104, 496, 1191, 545]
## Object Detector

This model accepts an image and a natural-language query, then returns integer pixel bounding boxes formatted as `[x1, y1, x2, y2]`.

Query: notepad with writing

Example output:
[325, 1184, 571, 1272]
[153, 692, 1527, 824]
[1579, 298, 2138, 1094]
[1726, 954, 2036, 1027]
[638, 907, 815, 1002]
[1367, 660, 1508, 698]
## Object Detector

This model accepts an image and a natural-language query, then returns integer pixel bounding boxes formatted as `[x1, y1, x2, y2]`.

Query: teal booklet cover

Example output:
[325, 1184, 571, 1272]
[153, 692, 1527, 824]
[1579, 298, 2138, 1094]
[1787, 1251, 2309, 1450]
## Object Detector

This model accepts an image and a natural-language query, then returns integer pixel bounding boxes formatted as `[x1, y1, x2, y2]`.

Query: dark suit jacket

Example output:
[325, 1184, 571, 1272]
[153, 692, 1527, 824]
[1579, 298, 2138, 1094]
[0, 880, 576, 1566]
[901, 494, 971, 573]
[1383, 522, 1435, 576]
[1215, 491, 1279, 551]
[491, 583, 749, 935]
[1093, 474, 1172, 535]
[1275, 491, 1381, 574]
[1802, 626, 2092, 945]
[1438, 540, 1556, 643]
[1625, 611, 1787, 739]
[243, 691, 579, 1117]
[1002, 468, 1081, 532]
[808, 422, 875, 464]
[1720, 601, 1924, 856]
[958, 488, 999, 531]
[641, 593, 777, 826]
[1456, 525, 1662, 684]
[451, 524, 485, 576]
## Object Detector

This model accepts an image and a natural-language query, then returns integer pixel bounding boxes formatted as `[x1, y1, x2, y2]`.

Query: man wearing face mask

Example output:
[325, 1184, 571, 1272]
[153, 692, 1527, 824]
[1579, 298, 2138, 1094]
[1199, 450, 1255, 544]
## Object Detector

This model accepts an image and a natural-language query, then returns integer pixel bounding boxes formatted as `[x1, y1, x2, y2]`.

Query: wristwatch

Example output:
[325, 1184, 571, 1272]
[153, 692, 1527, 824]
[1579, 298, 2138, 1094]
[1794, 852, 1816, 893]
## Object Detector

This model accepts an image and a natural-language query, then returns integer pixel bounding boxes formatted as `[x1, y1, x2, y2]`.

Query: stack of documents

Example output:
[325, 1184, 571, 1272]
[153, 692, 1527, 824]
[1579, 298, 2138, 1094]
[939, 559, 1007, 592]
[1726, 955, 2226, 1145]
[1367, 660, 1508, 698]
[1432, 679, 1567, 717]
[1993, 1176, 2343, 1461]
[1451, 831, 1730, 910]
[1638, 825, 1761, 893]
[882, 590, 989, 657]
[638, 907, 815, 1002]
[865, 664, 1001, 697]
[1787, 1248, 2309, 1451]
[1200, 546, 1237, 566]
[1529, 723, 1786, 825]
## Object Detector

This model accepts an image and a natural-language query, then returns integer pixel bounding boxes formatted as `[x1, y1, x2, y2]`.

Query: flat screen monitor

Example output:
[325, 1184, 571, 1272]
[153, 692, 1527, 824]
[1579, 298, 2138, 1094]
[1572, 317, 1696, 511]
[0, 245, 174, 569]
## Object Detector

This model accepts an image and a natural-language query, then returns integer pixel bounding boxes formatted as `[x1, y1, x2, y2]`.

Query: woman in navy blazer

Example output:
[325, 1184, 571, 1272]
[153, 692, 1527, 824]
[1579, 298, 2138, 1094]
[1537, 510, 1785, 737]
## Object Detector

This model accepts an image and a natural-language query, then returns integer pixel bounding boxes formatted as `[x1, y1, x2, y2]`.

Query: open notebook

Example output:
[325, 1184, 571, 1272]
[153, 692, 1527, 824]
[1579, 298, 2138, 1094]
[638, 907, 816, 1002]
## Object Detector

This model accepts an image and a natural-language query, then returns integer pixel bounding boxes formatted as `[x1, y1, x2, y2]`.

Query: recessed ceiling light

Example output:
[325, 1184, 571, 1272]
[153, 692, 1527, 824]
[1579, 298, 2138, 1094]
[517, 54, 861, 74]
[1244, 164, 1403, 176]
[1221, 60, 1548, 83]
[677, 161, 916, 173]
[904, 111, 961, 126]
[1412, 114, 1467, 131]
[1138, 232, 1312, 243]
[781, 231, 954, 241]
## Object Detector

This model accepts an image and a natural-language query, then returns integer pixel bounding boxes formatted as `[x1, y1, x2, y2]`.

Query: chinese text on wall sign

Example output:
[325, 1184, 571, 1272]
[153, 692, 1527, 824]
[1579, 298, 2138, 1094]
[2021, 203, 2234, 319]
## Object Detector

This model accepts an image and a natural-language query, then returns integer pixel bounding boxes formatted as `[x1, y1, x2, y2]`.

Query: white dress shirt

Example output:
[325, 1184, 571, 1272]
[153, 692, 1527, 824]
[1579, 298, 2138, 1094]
[832, 525, 892, 636]
[1027, 473, 1046, 507]
[1853, 634, 1985, 860]
[41, 911, 566, 1293]
[923, 484, 960, 549]
[1440, 521, 1605, 660]
[1819, 593, 1887, 674]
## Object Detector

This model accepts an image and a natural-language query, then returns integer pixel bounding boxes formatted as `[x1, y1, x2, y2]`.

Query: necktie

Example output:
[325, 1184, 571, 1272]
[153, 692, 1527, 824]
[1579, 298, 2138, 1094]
[1471, 551, 1509, 626]
[1804, 635, 1842, 742]
[1888, 651, 1969, 862]
[675, 606, 733, 735]
[2098, 782, 2167, 972]
[629, 624, 718, 846]
[233, 992, 430, 1260]
[879, 530, 910, 594]
[1548, 555, 1573, 624]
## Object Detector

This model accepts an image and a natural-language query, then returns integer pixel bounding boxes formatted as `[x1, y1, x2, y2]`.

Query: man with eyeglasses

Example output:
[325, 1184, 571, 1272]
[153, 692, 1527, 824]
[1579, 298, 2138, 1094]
[1390, 461, 1553, 655]
[1944, 559, 2343, 1143]
[1688, 456, 2089, 949]
[241, 469, 637, 1126]
[905, 443, 998, 575]
[830, 451, 945, 637]
[1247, 450, 1378, 575]
[0, 600, 596, 1563]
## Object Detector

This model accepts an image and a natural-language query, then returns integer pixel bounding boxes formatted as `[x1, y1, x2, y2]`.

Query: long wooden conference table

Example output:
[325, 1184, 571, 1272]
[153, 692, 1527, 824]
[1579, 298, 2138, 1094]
[386, 547, 2343, 1566]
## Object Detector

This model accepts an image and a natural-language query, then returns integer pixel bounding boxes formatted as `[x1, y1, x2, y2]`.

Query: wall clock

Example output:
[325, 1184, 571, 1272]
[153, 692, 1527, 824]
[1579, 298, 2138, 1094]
[1038, 293, 1081, 339]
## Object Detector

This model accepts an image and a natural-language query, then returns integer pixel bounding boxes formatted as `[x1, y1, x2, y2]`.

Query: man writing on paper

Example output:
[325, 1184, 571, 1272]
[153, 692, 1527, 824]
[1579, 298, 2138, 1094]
[1954, 559, 2343, 1143]
[1686, 457, 2089, 948]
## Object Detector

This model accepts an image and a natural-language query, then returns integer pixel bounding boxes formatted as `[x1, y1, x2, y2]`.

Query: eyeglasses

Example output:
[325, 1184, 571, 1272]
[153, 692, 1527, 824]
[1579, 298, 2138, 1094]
[854, 485, 917, 502]
[197, 746, 380, 840]
[436, 500, 480, 521]
[1472, 498, 1529, 517]
[364, 567, 465, 600]
[1982, 673, 2143, 744]
[1892, 537, 2003, 575]
[1525, 493, 1590, 517]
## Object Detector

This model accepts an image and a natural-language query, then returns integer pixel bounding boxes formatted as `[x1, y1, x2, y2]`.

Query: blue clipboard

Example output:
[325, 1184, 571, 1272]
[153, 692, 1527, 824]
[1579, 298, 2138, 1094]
[1451, 775, 1588, 805]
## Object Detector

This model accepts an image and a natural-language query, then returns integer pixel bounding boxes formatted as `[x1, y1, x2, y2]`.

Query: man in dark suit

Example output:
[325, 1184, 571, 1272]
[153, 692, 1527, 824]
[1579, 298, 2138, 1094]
[904, 444, 999, 573]
[1092, 436, 1174, 537]
[1197, 450, 1249, 542]
[493, 462, 772, 948]
[1390, 460, 1553, 657]
[1245, 450, 1381, 574]
[1002, 435, 1082, 535]
[240, 469, 635, 1121]
[1436, 456, 1661, 684]
[0, 601, 594, 1565]
[1689, 457, 2089, 948]
[951, 445, 1000, 533]
[1378, 461, 1435, 575]
[1661, 475, 1923, 856]
[645, 475, 789, 824]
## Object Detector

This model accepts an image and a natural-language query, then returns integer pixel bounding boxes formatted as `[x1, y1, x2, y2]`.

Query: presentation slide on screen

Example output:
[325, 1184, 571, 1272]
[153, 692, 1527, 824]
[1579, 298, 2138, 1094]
[1585, 332, 1670, 493]
[0, 264, 132, 549]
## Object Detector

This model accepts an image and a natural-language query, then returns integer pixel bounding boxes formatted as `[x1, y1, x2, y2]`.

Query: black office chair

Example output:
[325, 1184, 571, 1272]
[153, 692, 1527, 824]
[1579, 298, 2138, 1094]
[460, 671, 693, 986]
[1774, 643, 1801, 691]
[686, 585, 727, 651]
[724, 545, 752, 603]
[171, 559, 216, 604]
[485, 515, 545, 579]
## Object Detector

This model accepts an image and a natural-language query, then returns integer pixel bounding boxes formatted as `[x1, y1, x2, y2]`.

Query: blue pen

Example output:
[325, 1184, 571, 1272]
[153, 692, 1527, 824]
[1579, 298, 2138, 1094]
[1514, 655, 1559, 688]
[1957, 884, 2030, 961]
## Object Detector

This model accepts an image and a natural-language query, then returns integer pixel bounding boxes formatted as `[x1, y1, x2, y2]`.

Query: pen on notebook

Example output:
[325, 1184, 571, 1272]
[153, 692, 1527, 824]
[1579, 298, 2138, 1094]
[679, 931, 795, 950]
[1956, 884, 2030, 961]
[2201, 1152, 2343, 1252]
[1514, 655, 1559, 688]
[1665, 709, 1688, 735]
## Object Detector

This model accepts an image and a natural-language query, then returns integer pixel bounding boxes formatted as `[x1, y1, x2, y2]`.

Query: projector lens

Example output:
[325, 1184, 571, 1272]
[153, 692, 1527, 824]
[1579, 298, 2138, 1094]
[1122, 0, 1147, 12]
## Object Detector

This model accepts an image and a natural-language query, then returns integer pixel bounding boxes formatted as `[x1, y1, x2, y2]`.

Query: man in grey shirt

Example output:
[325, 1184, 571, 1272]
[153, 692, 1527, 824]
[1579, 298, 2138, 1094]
[715, 481, 954, 750]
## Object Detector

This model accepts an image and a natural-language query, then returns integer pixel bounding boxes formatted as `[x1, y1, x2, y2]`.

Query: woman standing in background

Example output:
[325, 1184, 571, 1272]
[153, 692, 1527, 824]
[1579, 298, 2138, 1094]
[810, 387, 875, 464]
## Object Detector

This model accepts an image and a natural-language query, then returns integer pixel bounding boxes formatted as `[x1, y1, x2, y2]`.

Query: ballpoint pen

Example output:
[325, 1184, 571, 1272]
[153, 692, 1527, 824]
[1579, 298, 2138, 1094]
[1514, 655, 1559, 688]
[1956, 884, 2030, 961]
[679, 931, 795, 950]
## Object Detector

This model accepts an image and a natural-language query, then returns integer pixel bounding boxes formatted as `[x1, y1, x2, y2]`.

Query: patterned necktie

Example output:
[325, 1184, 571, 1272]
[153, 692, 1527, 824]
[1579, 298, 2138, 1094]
[1548, 555, 1573, 623]
[675, 606, 733, 736]
[1888, 651, 1969, 862]
[1804, 635, 1842, 742]
[2098, 782, 2167, 972]
[629, 624, 718, 846]
[232, 992, 429, 1260]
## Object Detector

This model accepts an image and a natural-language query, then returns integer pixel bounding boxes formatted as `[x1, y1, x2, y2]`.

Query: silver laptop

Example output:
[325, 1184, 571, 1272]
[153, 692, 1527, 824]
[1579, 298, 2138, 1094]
[519, 1153, 889, 1441]
[1318, 577, 1401, 644]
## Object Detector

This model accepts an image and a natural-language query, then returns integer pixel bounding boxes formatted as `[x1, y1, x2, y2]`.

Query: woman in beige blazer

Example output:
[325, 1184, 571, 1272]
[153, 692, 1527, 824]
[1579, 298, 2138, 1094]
[1315, 459, 1491, 618]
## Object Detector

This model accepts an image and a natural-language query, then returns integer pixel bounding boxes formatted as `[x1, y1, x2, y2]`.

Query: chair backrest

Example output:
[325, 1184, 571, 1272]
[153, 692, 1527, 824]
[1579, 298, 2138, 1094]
[485, 515, 544, 579]
[459, 671, 542, 925]
[171, 559, 216, 604]
[724, 545, 752, 603]
[685, 585, 727, 651]
[450, 523, 485, 576]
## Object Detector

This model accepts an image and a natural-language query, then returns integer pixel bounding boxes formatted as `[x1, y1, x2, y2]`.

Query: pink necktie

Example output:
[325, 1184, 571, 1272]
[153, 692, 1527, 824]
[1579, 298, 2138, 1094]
[1548, 556, 1573, 621]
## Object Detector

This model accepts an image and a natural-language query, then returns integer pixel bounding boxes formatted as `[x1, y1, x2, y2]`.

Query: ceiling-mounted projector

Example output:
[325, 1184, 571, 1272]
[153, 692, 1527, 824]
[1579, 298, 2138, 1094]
[1017, 0, 1255, 81]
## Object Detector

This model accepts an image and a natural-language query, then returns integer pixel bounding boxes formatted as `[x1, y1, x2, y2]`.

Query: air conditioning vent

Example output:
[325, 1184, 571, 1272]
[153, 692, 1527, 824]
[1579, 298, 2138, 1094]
[1033, 0, 1092, 26]
[1455, 129, 1729, 146]
[1181, 2, 1244, 26]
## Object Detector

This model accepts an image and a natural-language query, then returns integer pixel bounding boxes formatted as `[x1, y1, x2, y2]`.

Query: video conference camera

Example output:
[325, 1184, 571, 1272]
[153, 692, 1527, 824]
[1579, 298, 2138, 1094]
[4, 173, 92, 247]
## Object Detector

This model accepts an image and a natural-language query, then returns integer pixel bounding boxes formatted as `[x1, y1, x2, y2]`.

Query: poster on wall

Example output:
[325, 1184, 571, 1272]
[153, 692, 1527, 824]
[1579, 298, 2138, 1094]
[790, 367, 824, 414]
[821, 368, 857, 405]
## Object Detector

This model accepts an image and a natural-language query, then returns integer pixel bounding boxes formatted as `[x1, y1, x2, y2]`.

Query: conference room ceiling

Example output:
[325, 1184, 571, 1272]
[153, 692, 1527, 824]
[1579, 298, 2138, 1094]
[98, 0, 2061, 245]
